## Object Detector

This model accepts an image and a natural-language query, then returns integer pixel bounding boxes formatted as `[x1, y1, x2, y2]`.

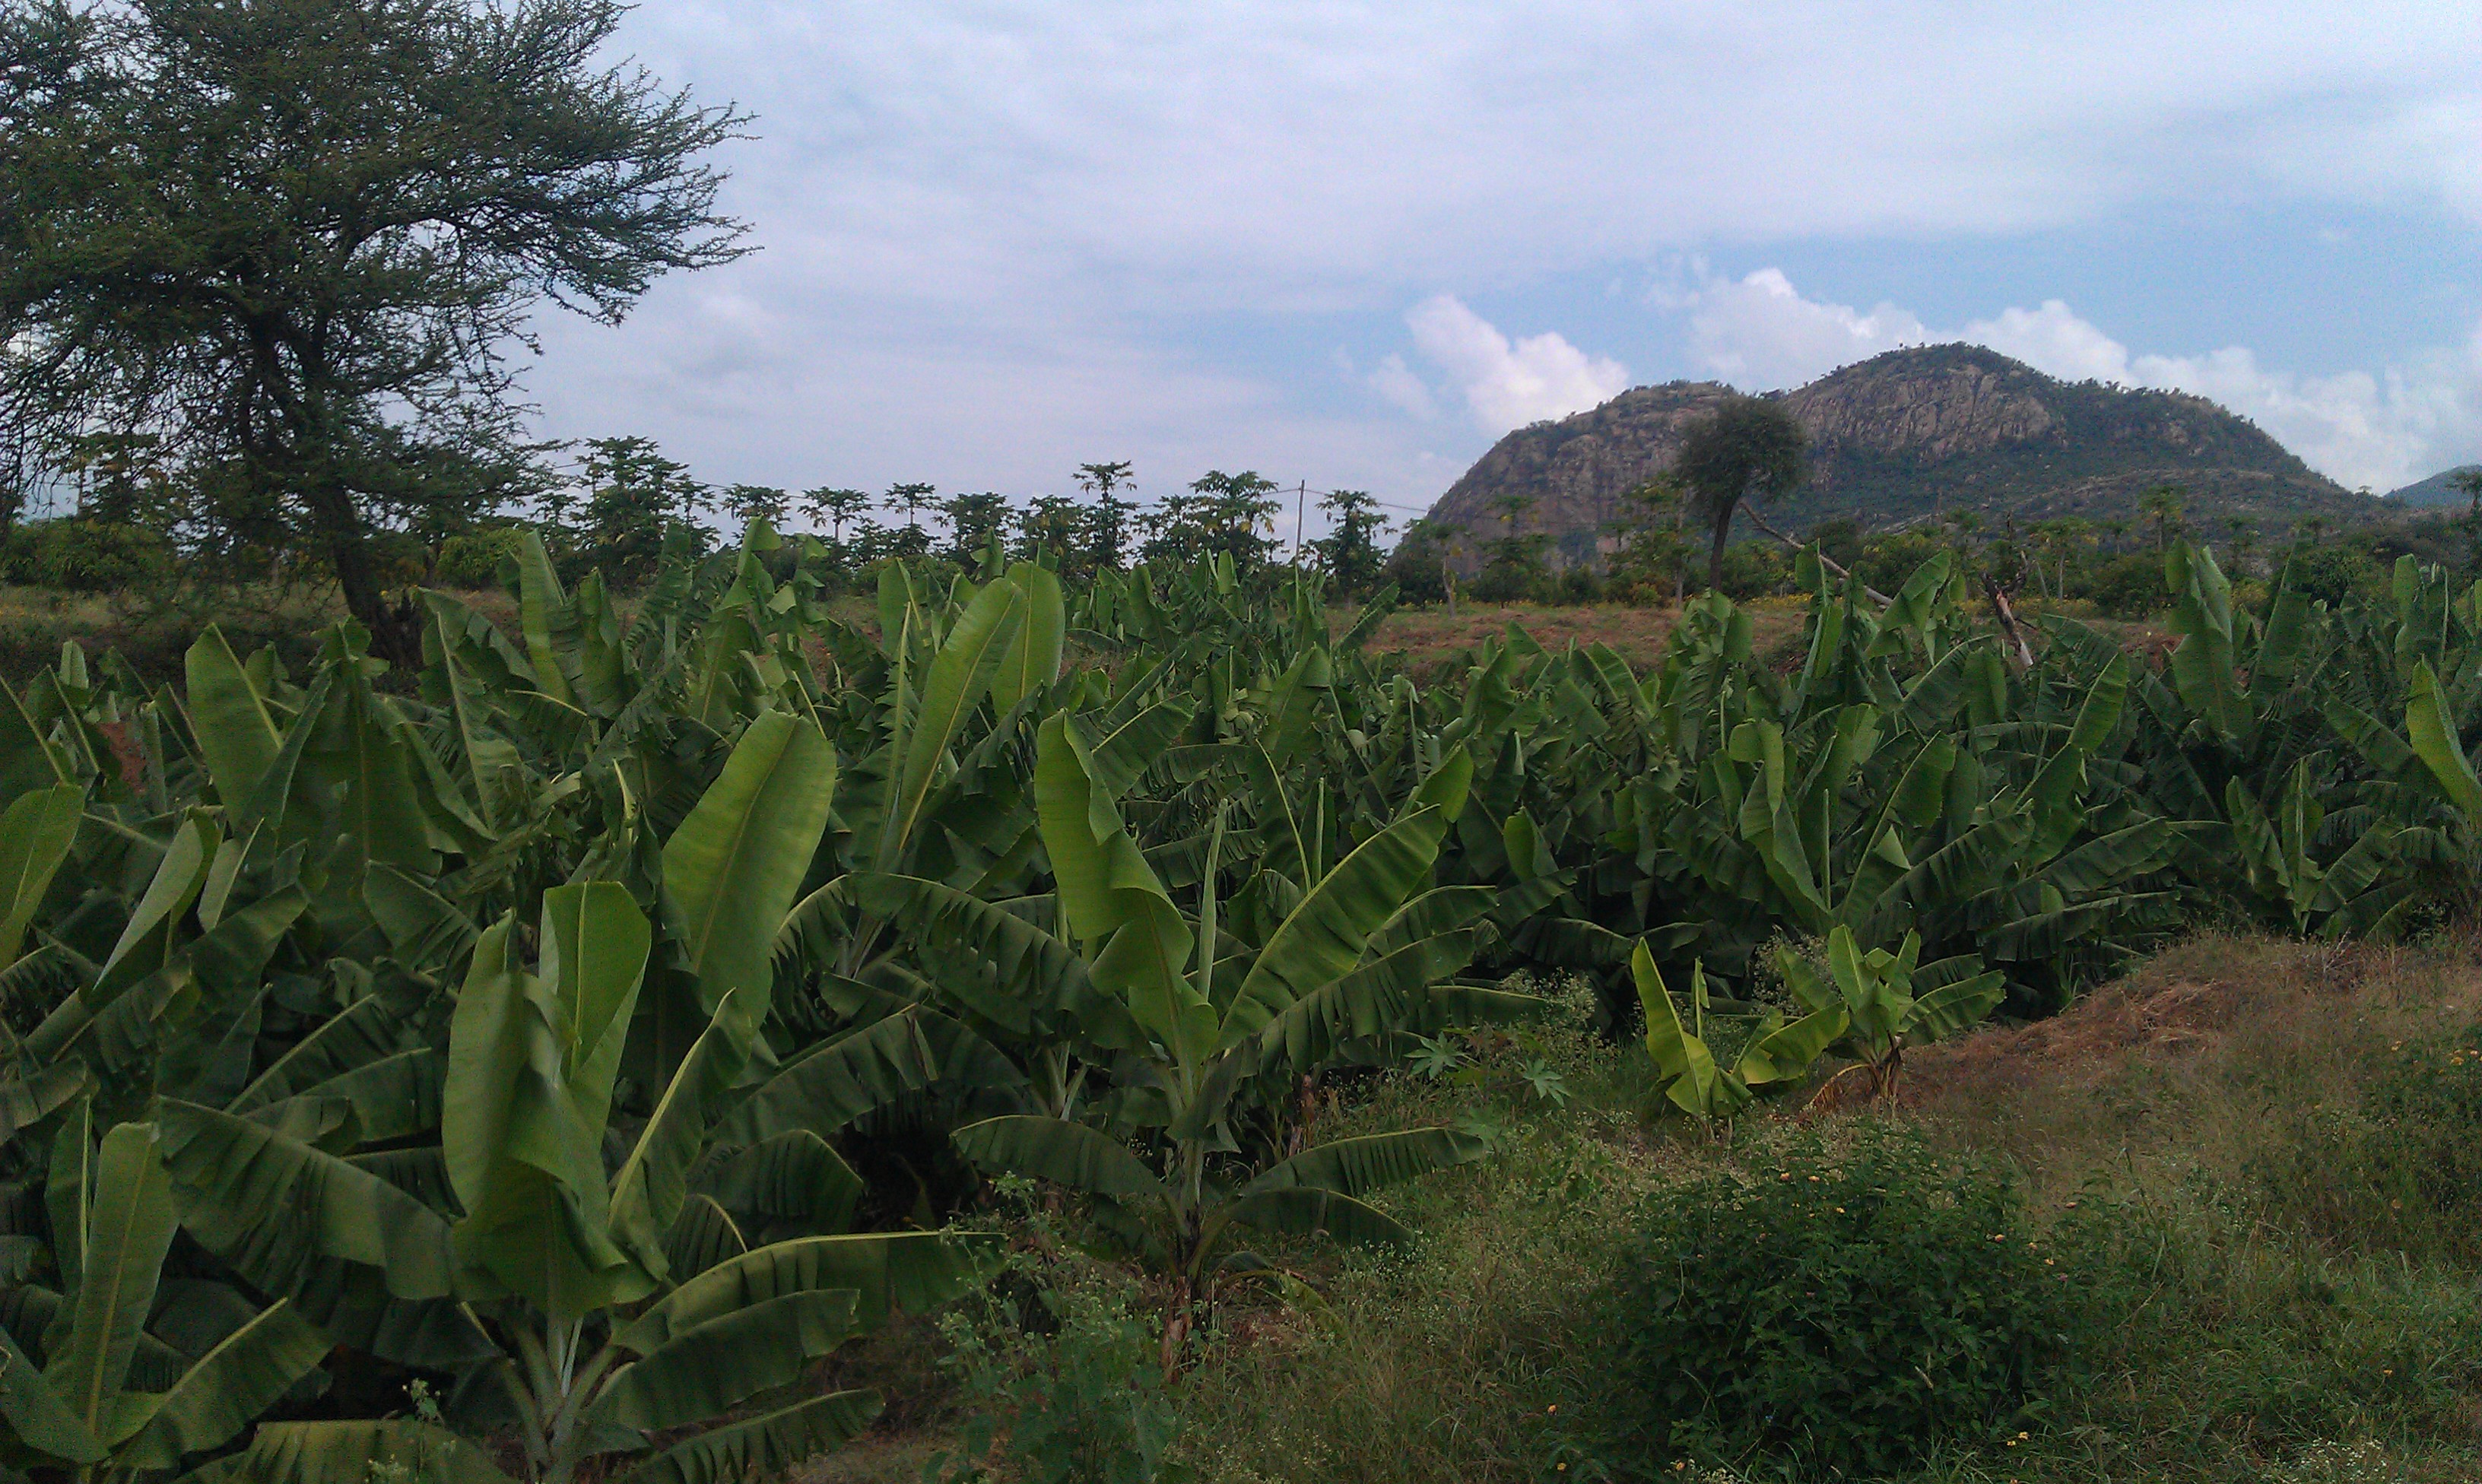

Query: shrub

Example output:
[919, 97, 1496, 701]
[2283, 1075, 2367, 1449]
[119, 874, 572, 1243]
[2280, 546, 2377, 609]
[0, 524, 39, 585]
[1851, 531, 1947, 597]
[938, 1287, 1182, 1484]
[433, 526, 533, 590]
[1382, 544, 1448, 605]
[27, 518, 170, 592]
[1550, 563, 1604, 603]
[1600, 1127, 2080, 1477]
[2087, 550, 2168, 618]
[1713, 541, 1789, 600]
[365, 528, 430, 587]
[932, 1179, 1185, 1484]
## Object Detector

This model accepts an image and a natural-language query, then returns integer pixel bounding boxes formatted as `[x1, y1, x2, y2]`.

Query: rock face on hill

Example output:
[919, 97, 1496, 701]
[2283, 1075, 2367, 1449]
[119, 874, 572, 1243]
[1421, 344, 2380, 569]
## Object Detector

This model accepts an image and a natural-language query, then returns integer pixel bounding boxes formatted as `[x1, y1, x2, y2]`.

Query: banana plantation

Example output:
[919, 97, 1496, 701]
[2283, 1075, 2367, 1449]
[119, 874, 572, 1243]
[1, 520, 2479, 1482]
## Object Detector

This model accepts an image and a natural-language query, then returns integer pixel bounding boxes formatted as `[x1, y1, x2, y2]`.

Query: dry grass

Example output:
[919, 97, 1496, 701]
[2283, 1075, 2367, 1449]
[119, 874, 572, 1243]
[1363, 600, 1810, 676]
[1903, 932, 2482, 1199]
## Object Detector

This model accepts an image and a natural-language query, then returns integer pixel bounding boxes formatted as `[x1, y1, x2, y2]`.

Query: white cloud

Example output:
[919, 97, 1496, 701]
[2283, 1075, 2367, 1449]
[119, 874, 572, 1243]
[527, 277, 1448, 513]
[1404, 295, 1628, 435]
[1676, 271, 2482, 492]
[1965, 301, 2138, 385]
[500, 4, 2482, 509]
[2124, 336, 2482, 492]
[1686, 270, 1931, 388]
[601, 3, 2482, 316]
[1366, 353, 1440, 421]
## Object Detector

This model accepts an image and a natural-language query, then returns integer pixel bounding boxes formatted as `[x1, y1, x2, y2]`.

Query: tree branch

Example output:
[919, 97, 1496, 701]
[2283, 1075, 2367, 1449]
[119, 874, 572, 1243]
[1980, 576, 2038, 670]
[1735, 499, 1891, 605]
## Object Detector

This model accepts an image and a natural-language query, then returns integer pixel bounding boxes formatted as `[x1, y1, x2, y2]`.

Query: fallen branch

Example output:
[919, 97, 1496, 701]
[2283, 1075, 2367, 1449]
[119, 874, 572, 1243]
[1981, 576, 2038, 670]
[1740, 499, 2037, 667]
[1736, 500, 1891, 605]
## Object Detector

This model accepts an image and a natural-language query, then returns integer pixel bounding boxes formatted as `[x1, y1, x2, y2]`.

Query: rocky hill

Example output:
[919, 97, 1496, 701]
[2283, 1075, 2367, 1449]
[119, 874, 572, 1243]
[1421, 344, 2385, 569]
[2385, 466, 2479, 509]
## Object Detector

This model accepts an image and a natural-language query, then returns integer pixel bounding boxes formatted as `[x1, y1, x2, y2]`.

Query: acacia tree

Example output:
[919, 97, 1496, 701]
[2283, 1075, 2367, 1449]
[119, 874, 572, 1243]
[0, 0, 748, 659]
[1675, 395, 1805, 592]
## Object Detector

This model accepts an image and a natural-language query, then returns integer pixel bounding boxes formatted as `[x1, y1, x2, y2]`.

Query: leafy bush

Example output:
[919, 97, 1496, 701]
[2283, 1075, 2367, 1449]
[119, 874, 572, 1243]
[2087, 550, 2169, 617]
[0, 522, 38, 584]
[1713, 541, 1790, 600]
[1550, 563, 1604, 603]
[24, 518, 170, 591]
[1850, 531, 1947, 598]
[365, 528, 431, 586]
[433, 525, 532, 588]
[1381, 542, 1449, 604]
[1601, 1128, 2080, 1476]
[2281, 546, 2378, 609]
[933, 1188, 1185, 1484]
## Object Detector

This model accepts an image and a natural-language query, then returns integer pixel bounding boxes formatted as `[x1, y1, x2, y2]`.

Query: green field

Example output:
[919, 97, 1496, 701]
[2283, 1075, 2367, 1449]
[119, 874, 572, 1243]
[0, 526, 2477, 1483]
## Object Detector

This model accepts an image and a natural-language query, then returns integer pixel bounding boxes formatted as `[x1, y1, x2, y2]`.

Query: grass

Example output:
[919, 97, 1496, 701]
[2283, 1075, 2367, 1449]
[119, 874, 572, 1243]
[811, 934, 2482, 1484]
[0, 579, 378, 683]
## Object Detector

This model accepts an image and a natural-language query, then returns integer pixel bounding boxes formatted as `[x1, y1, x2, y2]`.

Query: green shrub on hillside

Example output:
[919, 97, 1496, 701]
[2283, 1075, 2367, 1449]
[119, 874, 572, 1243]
[931, 1181, 1185, 1484]
[1849, 530, 1947, 598]
[2282, 545, 2378, 608]
[1601, 1129, 2080, 1478]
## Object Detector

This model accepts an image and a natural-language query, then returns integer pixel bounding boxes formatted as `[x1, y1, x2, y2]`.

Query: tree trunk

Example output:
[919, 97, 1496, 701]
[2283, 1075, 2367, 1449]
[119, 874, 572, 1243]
[1706, 499, 1735, 593]
[304, 474, 421, 670]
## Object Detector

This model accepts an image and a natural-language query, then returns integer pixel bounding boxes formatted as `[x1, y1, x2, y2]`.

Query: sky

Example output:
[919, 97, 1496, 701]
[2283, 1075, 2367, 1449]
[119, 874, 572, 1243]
[526, 2, 2482, 540]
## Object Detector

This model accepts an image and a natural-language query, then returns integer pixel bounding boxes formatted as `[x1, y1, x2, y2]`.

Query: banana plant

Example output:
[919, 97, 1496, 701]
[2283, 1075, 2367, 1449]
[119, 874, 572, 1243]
[156, 883, 994, 1484]
[2407, 658, 2482, 827]
[2223, 758, 2406, 937]
[0, 1118, 330, 1482]
[949, 715, 1521, 1358]
[1608, 558, 2171, 1004]
[1776, 927, 2004, 1102]
[801, 562, 1060, 983]
[1631, 942, 1843, 1124]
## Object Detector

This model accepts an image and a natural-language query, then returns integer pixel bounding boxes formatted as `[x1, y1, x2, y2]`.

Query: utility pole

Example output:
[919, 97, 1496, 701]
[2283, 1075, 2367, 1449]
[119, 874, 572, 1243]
[1293, 480, 1307, 563]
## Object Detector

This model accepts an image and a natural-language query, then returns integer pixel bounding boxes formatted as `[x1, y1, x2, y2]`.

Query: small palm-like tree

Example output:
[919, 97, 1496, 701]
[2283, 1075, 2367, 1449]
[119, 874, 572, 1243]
[2141, 484, 2188, 553]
